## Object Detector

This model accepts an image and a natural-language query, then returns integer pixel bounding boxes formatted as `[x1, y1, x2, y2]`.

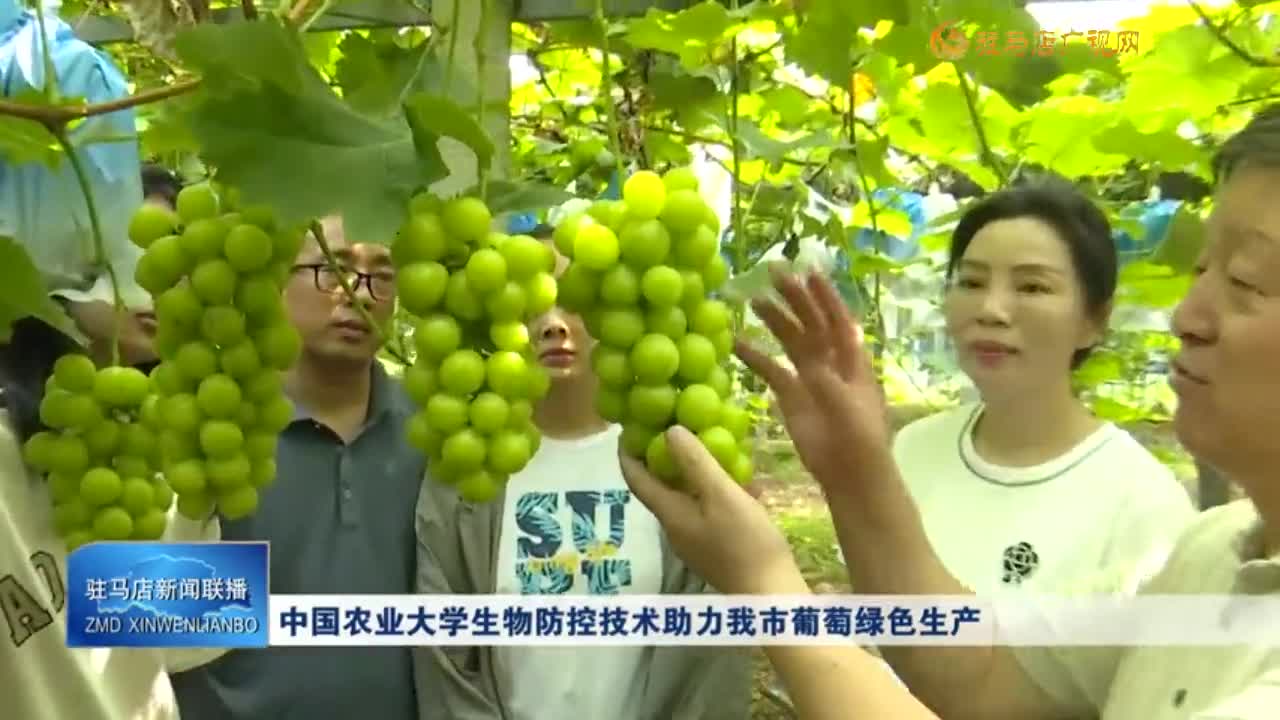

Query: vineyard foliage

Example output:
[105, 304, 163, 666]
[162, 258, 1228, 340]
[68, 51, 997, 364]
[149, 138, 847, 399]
[2, 0, 1279, 447]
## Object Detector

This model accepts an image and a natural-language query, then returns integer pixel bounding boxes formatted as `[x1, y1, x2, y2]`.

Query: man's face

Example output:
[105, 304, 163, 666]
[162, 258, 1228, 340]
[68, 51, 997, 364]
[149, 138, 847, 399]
[143, 194, 174, 210]
[1170, 162, 1280, 483]
[282, 216, 396, 365]
[67, 300, 157, 367]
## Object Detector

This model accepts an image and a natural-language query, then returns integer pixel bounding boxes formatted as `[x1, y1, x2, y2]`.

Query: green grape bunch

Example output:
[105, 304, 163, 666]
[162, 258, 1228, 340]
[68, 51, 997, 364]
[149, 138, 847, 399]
[22, 355, 175, 550]
[125, 182, 304, 524]
[555, 167, 753, 488]
[392, 193, 558, 504]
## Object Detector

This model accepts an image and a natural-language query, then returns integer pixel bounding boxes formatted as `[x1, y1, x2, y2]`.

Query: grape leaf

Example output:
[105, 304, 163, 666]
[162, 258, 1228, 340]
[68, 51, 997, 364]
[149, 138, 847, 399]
[0, 236, 83, 344]
[174, 19, 446, 245]
[334, 34, 475, 118]
[0, 115, 61, 166]
[403, 93, 495, 175]
[624, 3, 738, 66]
[482, 180, 575, 216]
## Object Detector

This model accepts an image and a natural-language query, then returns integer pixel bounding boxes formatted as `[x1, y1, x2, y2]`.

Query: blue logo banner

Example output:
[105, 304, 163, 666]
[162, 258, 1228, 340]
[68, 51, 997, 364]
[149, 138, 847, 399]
[66, 542, 270, 649]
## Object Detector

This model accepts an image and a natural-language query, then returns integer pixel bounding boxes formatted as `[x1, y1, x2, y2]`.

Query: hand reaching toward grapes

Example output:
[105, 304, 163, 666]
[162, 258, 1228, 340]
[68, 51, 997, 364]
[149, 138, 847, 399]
[618, 426, 807, 596]
[735, 269, 893, 500]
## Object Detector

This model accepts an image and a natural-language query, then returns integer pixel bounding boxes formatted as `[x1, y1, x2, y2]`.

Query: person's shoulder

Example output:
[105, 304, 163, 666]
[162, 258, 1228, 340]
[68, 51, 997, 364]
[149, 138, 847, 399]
[1173, 498, 1258, 553]
[376, 362, 419, 415]
[1091, 425, 1191, 501]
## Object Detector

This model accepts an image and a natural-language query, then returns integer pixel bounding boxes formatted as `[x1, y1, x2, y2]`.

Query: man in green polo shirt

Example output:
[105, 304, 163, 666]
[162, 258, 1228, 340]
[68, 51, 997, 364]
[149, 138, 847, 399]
[171, 215, 424, 720]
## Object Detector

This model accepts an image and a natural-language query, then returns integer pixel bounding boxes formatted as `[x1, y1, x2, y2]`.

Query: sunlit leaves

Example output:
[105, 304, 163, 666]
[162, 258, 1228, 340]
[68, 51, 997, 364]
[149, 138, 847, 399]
[1092, 120, 1205, 169]
[1116, 261, 1193, 309]
[625, 2, 740, 67]
[1120, 25, 1253, 120]
[1019, 95, 1126, 178]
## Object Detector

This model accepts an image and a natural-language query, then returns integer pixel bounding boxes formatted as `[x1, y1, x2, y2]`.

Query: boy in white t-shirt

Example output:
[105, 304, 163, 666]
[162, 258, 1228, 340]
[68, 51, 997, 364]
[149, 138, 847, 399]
[412, 227, 752, 720]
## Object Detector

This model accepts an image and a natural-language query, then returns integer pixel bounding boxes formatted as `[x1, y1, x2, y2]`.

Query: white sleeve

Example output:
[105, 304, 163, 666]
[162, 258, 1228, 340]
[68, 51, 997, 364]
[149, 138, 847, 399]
[160, 508, 229, 673]
[1098, 468, 1198, 595]
[1192, 669, 1280, 719]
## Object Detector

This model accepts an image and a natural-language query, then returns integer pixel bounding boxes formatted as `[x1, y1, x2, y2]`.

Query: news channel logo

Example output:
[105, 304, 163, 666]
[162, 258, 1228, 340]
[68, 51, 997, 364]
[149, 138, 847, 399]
[66, 542, 270, 648]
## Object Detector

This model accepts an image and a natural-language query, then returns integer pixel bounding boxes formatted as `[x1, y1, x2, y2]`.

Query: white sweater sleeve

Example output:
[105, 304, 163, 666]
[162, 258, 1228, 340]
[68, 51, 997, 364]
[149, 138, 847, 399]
[3, 410, 186, 719]
[158, 508, 228, 674]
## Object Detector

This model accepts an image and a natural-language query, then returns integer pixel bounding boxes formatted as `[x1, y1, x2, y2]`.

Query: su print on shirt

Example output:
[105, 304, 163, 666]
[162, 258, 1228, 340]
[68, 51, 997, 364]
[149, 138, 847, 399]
[515, 489, 636, 595]
[2, 549, 67, 647]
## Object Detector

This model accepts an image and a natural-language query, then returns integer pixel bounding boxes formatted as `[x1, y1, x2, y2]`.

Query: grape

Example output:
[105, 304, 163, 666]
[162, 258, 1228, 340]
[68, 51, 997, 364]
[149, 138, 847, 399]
[556, 167, 753, 487]
[21, 358, 197, 549]
[122, 183, 302, 523]
[391, 194, 552, 501]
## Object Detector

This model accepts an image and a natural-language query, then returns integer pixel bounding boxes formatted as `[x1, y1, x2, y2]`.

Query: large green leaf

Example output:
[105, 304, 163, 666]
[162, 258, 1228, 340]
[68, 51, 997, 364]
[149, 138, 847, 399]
[482, 180, 575, 216]
[0, 237, 82, 345]
[174, 19, 446, 245]
[624, 2, 738, 67]
[1092, 120, 1204, 169]
[0, 90, 65, 167]
[1019, 96, 1126, 178]
[702, 111, 833, 168]
[1120, 25, 1251, 121]
[0, 115, 61, 167]
[783, 0, 876, 86]
[403, 93, 496, 175]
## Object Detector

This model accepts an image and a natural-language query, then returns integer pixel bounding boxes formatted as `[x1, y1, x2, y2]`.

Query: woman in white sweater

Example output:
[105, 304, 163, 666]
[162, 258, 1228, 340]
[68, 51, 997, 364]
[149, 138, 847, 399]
[1, 306, 224, 719]
[891, 179, 1196, 594]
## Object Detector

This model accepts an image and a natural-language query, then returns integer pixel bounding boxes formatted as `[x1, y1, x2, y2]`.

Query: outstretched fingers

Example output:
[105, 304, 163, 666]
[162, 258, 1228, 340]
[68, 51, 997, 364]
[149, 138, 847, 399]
[770, 266, 829, 339]
[806, 272, 869, 381]
[734, 338, 800, 396]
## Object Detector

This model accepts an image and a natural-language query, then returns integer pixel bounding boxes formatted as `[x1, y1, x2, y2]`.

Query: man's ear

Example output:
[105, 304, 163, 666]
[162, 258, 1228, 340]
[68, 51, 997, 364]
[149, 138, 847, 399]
[1084, 299, 1114, 347]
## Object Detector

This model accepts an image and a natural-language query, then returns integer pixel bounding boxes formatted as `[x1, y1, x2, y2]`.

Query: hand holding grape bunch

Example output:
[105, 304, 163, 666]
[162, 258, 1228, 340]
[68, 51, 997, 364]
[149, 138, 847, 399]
[557, 168, 753, 488]
[393, 194, 558, 503]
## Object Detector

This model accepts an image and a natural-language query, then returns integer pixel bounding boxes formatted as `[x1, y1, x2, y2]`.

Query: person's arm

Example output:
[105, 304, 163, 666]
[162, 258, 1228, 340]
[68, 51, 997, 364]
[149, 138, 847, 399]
[161, 509, 228, 673]
[1187, 667, 1280, 719]
[825, 461, 1105, 720]
[645, 556, 754, 719]
[740, 272, 1112, 719]
[759, 565, 941, 720]
[411, 483, 503, 720]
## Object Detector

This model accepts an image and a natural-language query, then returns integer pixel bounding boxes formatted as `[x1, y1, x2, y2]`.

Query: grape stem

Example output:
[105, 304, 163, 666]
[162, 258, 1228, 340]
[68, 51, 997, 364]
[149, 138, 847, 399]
[32, 1, 58, 104]
[30, 4, 123, 366]
[53, 127, 124, 367]
[593, 0, 624, 181]
[474, 0, 490, 198]
[728, 0, 744, 277]
[307, 220, 411, 366]
[297, 0, 334, 32]
[443, 0, 463, 97]
[0, 79, 201, 127]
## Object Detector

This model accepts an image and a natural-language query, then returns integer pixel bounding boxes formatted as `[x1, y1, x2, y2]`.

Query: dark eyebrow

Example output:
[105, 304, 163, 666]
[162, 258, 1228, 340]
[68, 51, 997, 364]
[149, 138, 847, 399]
[958, 259, 1064, 276]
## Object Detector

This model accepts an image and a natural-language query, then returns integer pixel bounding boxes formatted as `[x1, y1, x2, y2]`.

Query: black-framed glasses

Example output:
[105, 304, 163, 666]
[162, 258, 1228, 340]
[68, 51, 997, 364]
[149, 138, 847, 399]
[292, 263, 396, 302]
